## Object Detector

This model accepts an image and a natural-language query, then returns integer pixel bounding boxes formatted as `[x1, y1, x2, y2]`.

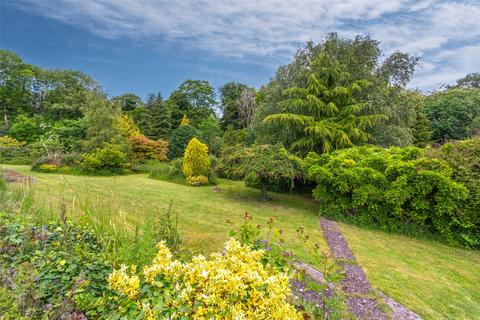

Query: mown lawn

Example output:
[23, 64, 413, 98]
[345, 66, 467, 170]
[0, 165, 326, 266]
[2, 164, 479, 319]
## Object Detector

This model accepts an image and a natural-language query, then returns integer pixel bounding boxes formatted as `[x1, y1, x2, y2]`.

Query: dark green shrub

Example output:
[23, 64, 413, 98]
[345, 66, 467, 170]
[60, 152, 82, 166]
[217, 145, 306, 193]
[31, 155, 55, 171]
[167, 124, 196, 159]
[50, 118, 86, 151]
[424, 88, 480, 141]
[305, 145, 473, 246]
[216, 145, 247, 180]
[0, 145, 37, 164]
[207, 155, 218, 185]
[426, 136, 480, 246]
[10, 114, 45, 143]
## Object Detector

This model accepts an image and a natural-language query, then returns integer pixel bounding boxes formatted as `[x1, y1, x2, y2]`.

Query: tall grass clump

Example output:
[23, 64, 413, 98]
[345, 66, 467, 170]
[148, 158, 186, 185]
[0, 173, 186, 266]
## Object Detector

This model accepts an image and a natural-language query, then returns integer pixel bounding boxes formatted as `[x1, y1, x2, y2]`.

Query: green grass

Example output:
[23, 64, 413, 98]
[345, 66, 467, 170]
[340, 223, 480, 320]
[2, 164, 479, 319]
[0, 165, 326, 266]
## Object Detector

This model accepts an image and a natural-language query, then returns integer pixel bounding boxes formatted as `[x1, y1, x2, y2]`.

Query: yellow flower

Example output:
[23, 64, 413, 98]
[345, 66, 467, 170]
[108, 264, 140, 300]
[107, 238, 302, 319]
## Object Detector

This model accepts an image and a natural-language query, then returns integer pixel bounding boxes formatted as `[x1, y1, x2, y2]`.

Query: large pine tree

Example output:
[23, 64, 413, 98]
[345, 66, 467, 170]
[143, 93, 171, 140]
[264, 54, 386, 154]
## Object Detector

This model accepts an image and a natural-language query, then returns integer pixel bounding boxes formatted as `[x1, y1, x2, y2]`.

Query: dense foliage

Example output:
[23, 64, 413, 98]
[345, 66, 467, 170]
[108, 238, 301, 319]
[424, 88, 480, 141]
[304, 146, 478, 246]
[167, 80, 216, 126]
[264, 54, 385, 154]
[252, 34, 421, 148]
[167, 123, 197, 159]
[182, 138, 211, 185]
[130, 135, 168, 161]
[425, 136, 480, 246]
[79, 143, 129, 174]
[216, 144, 303, 199]
[0, 212, 112, 319]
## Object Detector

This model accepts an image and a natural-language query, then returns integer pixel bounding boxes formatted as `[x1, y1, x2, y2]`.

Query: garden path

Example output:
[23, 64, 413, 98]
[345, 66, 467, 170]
[319, 217, 422, 320]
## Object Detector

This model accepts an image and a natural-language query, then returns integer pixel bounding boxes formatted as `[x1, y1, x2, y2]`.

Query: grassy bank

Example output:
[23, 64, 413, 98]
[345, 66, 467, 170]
[1, 164, 479, 319]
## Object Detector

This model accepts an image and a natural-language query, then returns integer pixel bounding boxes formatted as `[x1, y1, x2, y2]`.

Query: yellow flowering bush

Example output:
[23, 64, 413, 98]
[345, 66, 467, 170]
[186, 175, 209, 186]
[38, 163, 59, 172]
[108, 238, 302, 319]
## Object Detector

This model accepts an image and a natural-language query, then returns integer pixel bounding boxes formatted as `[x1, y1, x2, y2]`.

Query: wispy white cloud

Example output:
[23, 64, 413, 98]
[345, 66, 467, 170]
[8, 0, 480, 89]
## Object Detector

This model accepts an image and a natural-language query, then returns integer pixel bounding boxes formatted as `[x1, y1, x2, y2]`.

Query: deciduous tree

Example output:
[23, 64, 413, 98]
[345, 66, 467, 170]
[424, 88, 480, 141]
[167, 80, 216, 126]
[112, 93, 144, 112]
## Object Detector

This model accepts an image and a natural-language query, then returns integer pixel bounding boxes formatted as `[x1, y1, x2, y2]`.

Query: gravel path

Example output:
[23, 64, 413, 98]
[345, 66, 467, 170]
[1, 169, 36, 184]
[320, 216, 387, 319]
[319, 217, 422, 320]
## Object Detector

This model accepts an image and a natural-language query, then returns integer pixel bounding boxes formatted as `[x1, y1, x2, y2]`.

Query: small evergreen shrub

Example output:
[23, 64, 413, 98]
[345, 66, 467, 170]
[182, 138, 210, 185]
[79, 143, 128, 174]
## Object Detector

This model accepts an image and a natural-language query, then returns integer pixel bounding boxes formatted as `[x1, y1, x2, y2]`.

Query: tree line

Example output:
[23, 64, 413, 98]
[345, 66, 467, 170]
[2, 33, 480, 161]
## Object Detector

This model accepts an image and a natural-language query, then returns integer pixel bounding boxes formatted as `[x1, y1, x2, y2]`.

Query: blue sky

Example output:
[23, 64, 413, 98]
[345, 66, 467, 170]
[2, 0, 480, 99]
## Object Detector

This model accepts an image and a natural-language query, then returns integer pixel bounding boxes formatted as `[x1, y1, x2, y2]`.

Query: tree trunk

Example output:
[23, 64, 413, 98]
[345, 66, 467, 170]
[260, 178, 269, 201]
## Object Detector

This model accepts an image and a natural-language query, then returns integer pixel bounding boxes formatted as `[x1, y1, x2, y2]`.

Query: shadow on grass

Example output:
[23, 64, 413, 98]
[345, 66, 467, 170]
[216, 179, 318, 213]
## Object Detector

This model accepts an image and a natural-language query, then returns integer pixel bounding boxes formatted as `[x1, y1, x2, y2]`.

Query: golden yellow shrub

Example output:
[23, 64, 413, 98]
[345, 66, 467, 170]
[182, 138, 210, 185]
[108, 238, 301, 319]
[0, 135, 24, 147]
